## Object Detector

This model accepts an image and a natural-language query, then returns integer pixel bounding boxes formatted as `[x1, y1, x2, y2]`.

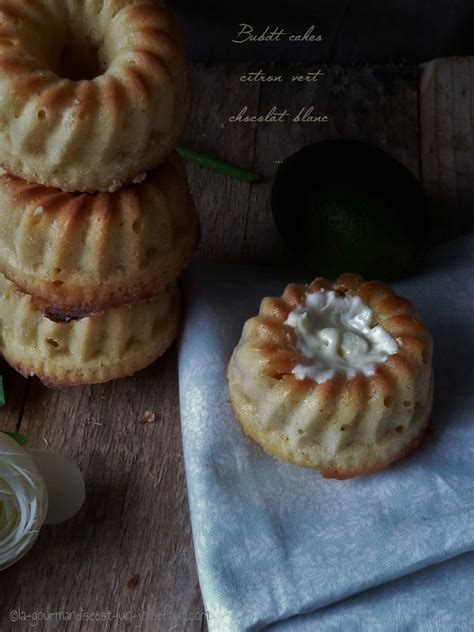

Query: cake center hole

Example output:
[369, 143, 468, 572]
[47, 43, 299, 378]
[56, 28, 107, 81]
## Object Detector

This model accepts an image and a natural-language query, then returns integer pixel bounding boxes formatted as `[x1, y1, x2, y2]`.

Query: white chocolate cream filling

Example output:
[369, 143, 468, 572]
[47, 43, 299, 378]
[284, 290, 398, 383]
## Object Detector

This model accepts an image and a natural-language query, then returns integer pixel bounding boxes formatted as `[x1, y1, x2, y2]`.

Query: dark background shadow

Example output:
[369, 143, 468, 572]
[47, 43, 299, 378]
[169, 0, 474, 64]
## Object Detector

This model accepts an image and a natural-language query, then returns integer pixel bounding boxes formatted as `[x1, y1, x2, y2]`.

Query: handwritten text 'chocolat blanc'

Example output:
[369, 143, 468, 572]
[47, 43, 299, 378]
[232, 24, 323, 44]
[229, 106, 329, 124]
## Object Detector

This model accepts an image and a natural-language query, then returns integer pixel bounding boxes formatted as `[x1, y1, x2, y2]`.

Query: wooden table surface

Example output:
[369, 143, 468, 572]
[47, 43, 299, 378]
[1, 60, 473, 631]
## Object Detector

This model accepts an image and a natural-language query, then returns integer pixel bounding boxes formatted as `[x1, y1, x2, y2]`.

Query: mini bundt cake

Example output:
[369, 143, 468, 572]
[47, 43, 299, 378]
[0, 153, 199, 311]
[0, 274, 180, 386]
[227, 274, 433, 479]
[0, 0, 190, 192]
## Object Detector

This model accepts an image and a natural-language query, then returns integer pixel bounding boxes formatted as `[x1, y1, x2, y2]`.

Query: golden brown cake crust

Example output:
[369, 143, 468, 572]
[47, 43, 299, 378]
[8, 329, 177, 387]
[0, 153, 199, 310]
[0, 274, 180, 386]
[317, 423, 430, 479]
[0, 0, 190, 192]
[227, 274, 434, 479]
[234, 402, 430, 480]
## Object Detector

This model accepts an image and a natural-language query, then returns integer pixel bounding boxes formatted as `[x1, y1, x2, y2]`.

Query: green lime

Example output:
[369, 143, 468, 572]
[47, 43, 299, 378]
[272, 140, 429, 280]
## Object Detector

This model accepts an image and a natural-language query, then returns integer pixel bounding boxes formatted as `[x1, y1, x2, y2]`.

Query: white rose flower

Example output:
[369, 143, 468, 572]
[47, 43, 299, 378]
[0, 432, 85, 571]
[0, 433, 48, 571]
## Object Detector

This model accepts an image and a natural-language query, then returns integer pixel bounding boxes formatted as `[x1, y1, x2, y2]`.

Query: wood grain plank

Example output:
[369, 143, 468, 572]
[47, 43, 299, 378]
[181, 65, 260, 260]
[0, 347, 202, 632]
[182, 65, 420, 265]
[0, 361, 29, 433]
[419, 57, 474, 241]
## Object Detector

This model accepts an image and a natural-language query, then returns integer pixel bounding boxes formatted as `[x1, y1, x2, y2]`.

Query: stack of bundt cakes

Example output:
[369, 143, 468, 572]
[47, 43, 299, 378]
[0, 0, 199, 385]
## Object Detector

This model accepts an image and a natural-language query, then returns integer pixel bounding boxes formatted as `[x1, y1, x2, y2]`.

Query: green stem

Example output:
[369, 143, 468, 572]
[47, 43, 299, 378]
[176, 146, 260, 183]
[2, 432, 29, 446]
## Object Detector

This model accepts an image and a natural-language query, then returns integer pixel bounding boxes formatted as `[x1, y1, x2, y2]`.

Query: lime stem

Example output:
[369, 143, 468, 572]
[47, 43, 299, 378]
[176, 146, 260, 183]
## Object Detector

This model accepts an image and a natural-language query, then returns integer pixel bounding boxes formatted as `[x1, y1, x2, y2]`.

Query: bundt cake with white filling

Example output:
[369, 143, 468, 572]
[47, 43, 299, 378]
[228, 274, 433, 479]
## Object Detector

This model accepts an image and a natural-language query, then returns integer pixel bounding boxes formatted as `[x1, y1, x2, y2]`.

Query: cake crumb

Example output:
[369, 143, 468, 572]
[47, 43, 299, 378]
[132, 173, 147, 185]
[33, 206, 44, 215]
[107, 181, 120, 193]
[127, 575, 140, 589]
[142, 410, 156, 424]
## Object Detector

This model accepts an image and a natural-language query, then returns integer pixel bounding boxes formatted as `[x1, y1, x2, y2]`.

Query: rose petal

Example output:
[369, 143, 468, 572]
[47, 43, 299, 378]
[0, 434, 47, 570]
[28, 450, 85, 525]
